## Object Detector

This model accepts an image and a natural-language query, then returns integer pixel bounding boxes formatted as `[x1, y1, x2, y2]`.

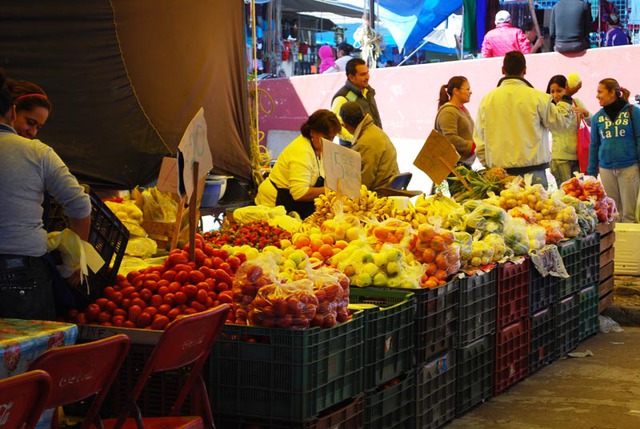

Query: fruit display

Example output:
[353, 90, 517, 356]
[203, 221, 291, 250]
[248, 280, 319, 329]
[231, 254, 281, 325]
[409, 224, 461, 280]
[66, 235, 244, 328]
[393, 193, 461, 229]
[561, 175, 616, 222]
[448, 200, 507, 237]
[366, 218, 413, 250]
[305, 185, 395, 226]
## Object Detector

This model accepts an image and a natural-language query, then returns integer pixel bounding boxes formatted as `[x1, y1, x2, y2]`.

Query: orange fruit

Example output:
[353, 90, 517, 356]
[294, 234, 310, 249]
[430, 235, 446, 252]
[321, 234, 335, 245]
[422, 248, 436, 264]
[435, 253, 448, 270]
[318, 243, 334, 258]
[310, 237, 323, 252]
[334, 240, 348, 250]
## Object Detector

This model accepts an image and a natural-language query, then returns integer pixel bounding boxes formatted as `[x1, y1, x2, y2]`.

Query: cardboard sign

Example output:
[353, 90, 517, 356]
[177, 108, 212, 199]
[156, 157, 179, 193]
[413, 130, 460, 185]
[322, 138, 361, 199]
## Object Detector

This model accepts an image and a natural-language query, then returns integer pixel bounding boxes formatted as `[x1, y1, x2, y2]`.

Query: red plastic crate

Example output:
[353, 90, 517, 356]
[496, 260, 530, 329]
[494, 319, 529, 396]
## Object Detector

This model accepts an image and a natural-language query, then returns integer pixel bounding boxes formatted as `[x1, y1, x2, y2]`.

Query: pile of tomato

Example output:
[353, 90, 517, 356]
[203, 221, 291, 249]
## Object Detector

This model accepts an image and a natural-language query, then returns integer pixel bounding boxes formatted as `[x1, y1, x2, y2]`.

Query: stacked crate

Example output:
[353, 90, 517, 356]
[455, 271, 496, 416]
[555, 239, 582, 356]
[349, 288, 416, 429]
[528, 247, 559, 374]
[209, 313, 364, 426]
[402, 280, 459, 429]
[579, 233, 601, 341]
[598, 222, 616, 313]
[494, 261, 530, 396]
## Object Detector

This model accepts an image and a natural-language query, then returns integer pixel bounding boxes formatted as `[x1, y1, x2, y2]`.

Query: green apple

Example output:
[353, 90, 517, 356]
[362, 262, 379, 276]
[386, 276, 402, 288]
[373, 272, 388, 287]
[282, 259, 298, 270]
[356, 273, 372, 287]
[288, 249, 306, 266]
[373, 252, 388, 268]
[386, 261, 401, 277]
[384, 247, 403, 262]
[346, 226, 361, 242]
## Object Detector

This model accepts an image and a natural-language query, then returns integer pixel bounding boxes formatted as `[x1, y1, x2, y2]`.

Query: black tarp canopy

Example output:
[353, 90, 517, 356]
[0, 0, 251, 190]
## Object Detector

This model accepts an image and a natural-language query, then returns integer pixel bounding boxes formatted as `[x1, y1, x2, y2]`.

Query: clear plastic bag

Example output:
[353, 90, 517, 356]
[599, 315, 623, 333]
[249, 279, 319, 329]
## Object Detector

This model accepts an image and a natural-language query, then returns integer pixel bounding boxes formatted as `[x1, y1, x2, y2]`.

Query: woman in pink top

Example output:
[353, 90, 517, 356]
[481, 11, 532, 58]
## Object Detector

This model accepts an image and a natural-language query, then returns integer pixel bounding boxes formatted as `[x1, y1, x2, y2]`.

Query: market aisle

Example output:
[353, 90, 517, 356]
[447, 327, 640, 429]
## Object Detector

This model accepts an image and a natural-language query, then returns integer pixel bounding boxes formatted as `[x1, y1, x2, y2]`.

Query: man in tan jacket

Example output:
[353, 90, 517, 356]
[339, 101, 399, 190]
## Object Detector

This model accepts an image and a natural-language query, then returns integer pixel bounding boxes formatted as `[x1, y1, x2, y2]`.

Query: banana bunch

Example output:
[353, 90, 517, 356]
[393, 193, 461, 229]
[305, 185, 395, 226]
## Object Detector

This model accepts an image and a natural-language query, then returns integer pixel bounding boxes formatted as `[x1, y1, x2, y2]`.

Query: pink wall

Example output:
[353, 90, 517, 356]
[258, 45, 640, 141]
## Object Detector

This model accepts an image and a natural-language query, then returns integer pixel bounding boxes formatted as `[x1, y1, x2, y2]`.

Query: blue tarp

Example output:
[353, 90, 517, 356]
[255, 0, 463, 52]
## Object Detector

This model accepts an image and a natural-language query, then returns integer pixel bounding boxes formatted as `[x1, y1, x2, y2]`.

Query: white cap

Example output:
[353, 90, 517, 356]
[495, 10, 511, 24]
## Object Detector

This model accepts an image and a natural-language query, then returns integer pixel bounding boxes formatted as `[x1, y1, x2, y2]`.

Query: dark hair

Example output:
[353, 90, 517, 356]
[438, 76, 468, 108]
[337, 42, 354, 55]
[339, 101, 365, 128]
[0, 70, 12, 116]
[599, 78, 630, 103]
[346, 58, 366, 77]
[608, 13, 620, 26]
[522, 21, 535, 32]
[7, 79, 52, 114]
[300, 109, 341, 139]
[545, 75, 567, 94]
[503, 51, 526, 76]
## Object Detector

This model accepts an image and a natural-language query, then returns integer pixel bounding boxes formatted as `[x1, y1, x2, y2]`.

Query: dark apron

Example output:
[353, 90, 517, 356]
[271, 176, 324, 219]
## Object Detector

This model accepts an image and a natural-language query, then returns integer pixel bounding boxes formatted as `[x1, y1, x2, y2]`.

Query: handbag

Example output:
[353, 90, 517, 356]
[577, 114, 591, 174]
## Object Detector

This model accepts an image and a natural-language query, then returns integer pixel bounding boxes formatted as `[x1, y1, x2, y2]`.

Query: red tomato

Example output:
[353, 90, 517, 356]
[174, 291, 188, 305]
[85, 304, 101, 322]
[151, 315, 170, 330]
[128, 305, 142, 323]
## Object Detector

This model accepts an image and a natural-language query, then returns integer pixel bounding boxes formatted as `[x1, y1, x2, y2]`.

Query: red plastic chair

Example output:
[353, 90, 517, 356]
[104, 304, 230, 429]
[28, 334, 130, 429]
[0, 369, 51, 429]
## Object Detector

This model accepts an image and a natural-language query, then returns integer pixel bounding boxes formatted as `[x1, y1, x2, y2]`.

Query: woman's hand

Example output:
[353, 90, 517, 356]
[573, 106, 589, 117]
[565, 81, 582, 96]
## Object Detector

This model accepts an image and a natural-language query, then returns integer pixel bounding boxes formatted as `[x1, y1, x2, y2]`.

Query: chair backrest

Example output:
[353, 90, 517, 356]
[28, 334, 130, 429]
[387, 172, 413, 190]
[116, 304, 231, 428]
[0, 370, 51, 429]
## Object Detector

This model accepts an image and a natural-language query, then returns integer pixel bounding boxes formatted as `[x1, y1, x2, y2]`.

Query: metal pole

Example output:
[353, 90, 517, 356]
[398, 38, 430, 66]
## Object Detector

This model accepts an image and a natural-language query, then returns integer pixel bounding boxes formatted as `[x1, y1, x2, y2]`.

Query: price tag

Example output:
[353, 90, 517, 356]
[156, 157, 178, 193]
[177, 108, 212, 199]
[413, 130, 460, 186]
[322, 138, 361, 199]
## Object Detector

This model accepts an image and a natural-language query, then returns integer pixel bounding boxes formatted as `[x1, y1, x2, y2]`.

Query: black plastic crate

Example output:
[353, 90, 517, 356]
[455, 334, 494, 417]
[101, 342, 192, 418]
[579, 232, 600, 288]
[556, 239, 582, 299]
[496, 260, 530, 329]
[363, 371, 415, 429]
[457, 271, 496, 347]
[556, 293, 580, 356]
[350, 288, 416, 390]
[386, 281, 458, 365]
[216, 395, 364, 429]
[415, 350, 456, 429]
[529, 260, 558, 315]
[209, 314, 364, 421]
[579, 285, 599, 341]
[494, 319, 529, 396]
[45, 189, 129, 301]
[529, 306, 557, 374]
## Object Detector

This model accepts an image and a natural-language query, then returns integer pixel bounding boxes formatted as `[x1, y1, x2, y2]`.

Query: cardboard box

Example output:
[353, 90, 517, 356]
[614, 223, 640, 275]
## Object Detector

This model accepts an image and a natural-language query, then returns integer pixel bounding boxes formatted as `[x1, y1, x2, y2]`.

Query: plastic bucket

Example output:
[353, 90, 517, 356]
[201, 179, 224, 207]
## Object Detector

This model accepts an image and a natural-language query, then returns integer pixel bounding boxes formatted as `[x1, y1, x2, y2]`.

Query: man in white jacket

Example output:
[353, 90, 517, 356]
[474, 51, 576, 188]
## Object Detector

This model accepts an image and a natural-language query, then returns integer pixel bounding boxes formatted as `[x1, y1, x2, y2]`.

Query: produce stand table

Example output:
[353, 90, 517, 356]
[0, 318, 78, 429]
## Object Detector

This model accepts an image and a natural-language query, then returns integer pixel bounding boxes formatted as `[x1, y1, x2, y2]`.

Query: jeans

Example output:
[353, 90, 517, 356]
[0, 255, 55, 321]
[599, 164, 640, 223]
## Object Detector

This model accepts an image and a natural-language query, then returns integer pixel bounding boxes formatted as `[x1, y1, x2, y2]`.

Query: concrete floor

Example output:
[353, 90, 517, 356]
[447, 327, 640, 429]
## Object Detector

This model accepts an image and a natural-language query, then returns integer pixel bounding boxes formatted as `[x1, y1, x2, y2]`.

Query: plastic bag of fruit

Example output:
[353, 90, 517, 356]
[248, 279, 319, 329]
[232, 253, 281, 324]
[307, 267, 351, 327]
[365, 217, 414, 251]
[411, 223, 461, 276]
[537, 219, 565, 244]
[503, 217, 529, 256]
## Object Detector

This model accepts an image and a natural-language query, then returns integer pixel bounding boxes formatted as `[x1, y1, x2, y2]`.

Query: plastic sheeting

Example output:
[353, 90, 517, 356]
[0, 0, 251, 190]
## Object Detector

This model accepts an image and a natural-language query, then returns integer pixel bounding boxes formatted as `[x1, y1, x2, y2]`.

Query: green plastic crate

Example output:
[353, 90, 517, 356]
[556, 239, 582, 299]
[350, 288, 416, 390]
[579, 284, 599, 341]
[364, 371, 415, 429]
[209, 312, 364, 421]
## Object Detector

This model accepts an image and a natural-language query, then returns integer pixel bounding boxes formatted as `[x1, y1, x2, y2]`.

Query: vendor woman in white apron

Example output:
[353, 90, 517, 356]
[255, 109, 340, 219]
